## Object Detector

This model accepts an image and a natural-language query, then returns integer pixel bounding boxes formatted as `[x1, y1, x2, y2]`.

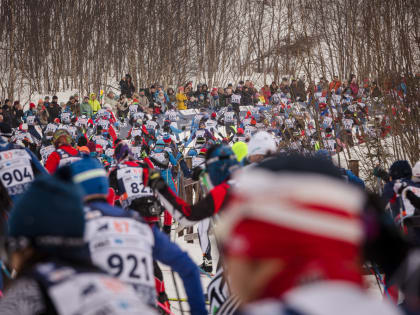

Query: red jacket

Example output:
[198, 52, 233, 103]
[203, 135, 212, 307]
[45, 145, 81, 174]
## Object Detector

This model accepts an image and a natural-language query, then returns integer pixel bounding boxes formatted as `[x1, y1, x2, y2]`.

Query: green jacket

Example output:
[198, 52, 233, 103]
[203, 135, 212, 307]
[80, 101, 93, 118]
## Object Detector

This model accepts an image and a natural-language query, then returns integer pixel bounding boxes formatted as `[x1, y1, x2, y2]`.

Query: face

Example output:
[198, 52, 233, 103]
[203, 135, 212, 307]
[225, 256, 281, 303]
[92, 95, 96, 100]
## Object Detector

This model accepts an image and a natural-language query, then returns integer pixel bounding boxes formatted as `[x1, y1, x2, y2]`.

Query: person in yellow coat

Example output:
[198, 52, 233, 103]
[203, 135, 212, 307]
[176, 86, 188, 110]
[88, 92, 101, 115]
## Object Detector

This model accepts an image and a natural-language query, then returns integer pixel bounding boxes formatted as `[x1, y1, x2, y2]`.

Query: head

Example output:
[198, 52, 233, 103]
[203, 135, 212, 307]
[412, 161, 420, 183]
[114, 143, 132, 163]
[232, 141, 248, 163]
[389, 160, 412, 181]
[90, 93, 96, 100]
[7, 175, 85, 272]
[247, 131, 277, 163]
[69, 157, 109, 201]
[205, 144, 240, 187]
[52, 129, 72, 148]
[218, 154, 366, 303]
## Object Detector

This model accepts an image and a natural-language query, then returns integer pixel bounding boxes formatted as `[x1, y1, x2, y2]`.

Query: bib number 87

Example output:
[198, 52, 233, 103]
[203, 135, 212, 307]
[107, 253, 150, 281]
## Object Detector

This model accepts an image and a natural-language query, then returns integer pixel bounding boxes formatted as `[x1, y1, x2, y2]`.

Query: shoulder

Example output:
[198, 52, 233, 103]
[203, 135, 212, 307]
[0, 277, 45, 315]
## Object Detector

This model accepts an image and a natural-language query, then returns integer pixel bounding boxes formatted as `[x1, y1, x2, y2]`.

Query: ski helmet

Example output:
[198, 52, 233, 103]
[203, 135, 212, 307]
[205, 144, 239, 186]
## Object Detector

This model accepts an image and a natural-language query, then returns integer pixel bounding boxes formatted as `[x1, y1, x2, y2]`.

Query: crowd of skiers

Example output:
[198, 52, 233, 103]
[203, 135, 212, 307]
[0, 74, 418, 315]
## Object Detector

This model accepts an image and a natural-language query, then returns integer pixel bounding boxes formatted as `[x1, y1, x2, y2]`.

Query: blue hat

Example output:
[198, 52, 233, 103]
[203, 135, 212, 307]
[8, 175, 85, 243]
[70, 157, 109, 197]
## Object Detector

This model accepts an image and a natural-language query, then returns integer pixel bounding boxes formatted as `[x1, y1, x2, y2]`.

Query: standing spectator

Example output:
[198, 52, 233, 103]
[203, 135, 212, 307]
[280, 77, 290, 94]
[167, 87, 176, 104]
[241, 86, 253, 105]
[66, 95, 80, 116]
[260, 85, 271, 104]
[145, 84, 157, 102]
[119, 74, 135, 98]
[290, 79, 299, 101]
[371, 81, 382, 98]
[270, 81, 278, 94]
[329, 75, 342, 93]
[209, 88, 220, 110]
[297, 76, 306, 100]
[350, 74, 359, 97]
[137, 89, 149, 109]
[176, 86, 188, 110]
[103, 91, 118, 112]
[218, 88, 226, 107]
[0, 114, 12, 138]
[80, 96, 93, 118]
[2, 100, 13, 127]
[44, 95, 50, 108]
[12, 101, 24, 127]
[88, 92, 101, 115]
[37, 99, 49, 125]
[47, 95, 61, 122]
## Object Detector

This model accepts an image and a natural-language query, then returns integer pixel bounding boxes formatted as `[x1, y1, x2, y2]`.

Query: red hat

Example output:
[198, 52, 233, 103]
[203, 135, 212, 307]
[219, 158, 365, 299]
[29, 102, 36, 109]
[54, 118, 60, 124]
[237, 128, 244, 135]
[211, 112, 217, 118]
[251, 117, 256, 125]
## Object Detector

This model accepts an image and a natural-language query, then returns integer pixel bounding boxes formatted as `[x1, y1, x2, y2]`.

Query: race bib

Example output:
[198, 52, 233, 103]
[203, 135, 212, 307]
[402, 186, 420, 216]
[129, 104, 138, 114]
[47, 270, 153, 315]
[0, 149, 34, 195]
[225, 112, 234, 122]
[196, 129, 205, 138]
[131, 129, 142, 138]
[98, 119, 110, 129]
[27, 115, 36, 126]
[231, 94, 241, 104]
[45, 124, 58, 134]
[343, 119, 353, 130]
[40, 145, 55, 162]
[168, 112, 177, 121]
[61, 112, 71, 123]
[118, 167, 153, 199]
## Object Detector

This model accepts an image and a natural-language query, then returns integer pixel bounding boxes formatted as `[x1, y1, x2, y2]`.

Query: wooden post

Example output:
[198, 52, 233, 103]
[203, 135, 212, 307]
[348, 159, 359, 177]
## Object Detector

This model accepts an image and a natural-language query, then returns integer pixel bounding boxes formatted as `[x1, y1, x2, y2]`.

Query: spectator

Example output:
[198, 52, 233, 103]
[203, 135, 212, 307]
[80, 96, 93, 118]
[0, 114, 12, 138]
[280, 77, 290, 93]
[12, 101, 24, 127]
[350, 74, 359, 97]
[44, 95, 50, 108]
[209, 88, 220, 110]
[297, 76, 307, 101]
[119, 74, 135, 98]
[218, 87, 226, 107]
[371, 81, 382, 98]
[103, 91, 118, 112]
[269, 81, 278, 94]
[137, 89, 149, 109]
[167, 87, 176, 104]
[66, 95, 80, 116]
[176, 86, 188, 110]
[47, 95, 61, 122]
[145, 84, 156, 102]
[260, 85, 271, 104]
[241, 86, 253, 105]
[37, 99, 49, 125]
[329, 75, 342, 93]
[88, 92, 101, 115]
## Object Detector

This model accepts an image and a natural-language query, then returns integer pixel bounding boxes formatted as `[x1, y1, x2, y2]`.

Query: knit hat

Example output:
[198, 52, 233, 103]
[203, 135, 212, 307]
[8, 175, 85, 249]
[29, 102, 36, 109]
[69, 157, 109, 198]
[218, 154, 365, 298]
[389, 160, 412, 180]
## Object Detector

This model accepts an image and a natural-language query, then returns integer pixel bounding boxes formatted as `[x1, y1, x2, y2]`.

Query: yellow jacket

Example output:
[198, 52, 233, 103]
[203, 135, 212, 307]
[88, 93, 101, 114]
[176, 93, 188, 110]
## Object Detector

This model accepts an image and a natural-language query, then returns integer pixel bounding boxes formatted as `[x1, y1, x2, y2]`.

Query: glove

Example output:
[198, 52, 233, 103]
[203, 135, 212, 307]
[148, 169, 166, 190]
[182, 126, 186, 131]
